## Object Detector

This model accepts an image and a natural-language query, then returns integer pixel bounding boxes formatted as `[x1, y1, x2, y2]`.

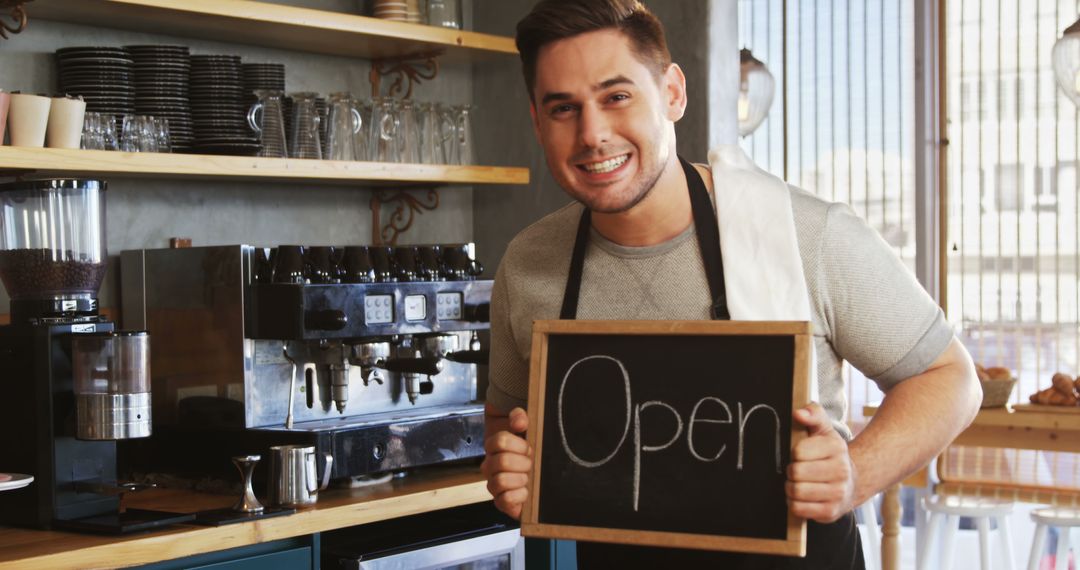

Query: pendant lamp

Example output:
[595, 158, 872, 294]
[1053, 16, 1080, 106]
[737, 47, 775, 137]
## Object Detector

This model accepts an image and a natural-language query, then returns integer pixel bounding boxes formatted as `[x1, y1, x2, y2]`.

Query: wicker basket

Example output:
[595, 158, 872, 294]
[979, 378, 1016, 408]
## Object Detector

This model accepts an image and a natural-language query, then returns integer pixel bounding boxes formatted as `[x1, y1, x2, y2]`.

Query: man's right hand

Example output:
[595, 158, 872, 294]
[481, 405, 532, 520]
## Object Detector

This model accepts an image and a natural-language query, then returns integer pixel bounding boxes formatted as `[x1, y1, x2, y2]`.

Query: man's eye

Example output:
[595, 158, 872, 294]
[609, 93, 630, 103]
[551, 104, 575, 116]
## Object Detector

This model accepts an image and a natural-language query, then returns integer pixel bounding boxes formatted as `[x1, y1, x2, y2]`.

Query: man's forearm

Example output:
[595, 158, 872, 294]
[847, 339, 981, 506]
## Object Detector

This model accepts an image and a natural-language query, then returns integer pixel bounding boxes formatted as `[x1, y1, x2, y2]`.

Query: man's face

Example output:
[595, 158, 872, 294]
[530, 29, 685, 214]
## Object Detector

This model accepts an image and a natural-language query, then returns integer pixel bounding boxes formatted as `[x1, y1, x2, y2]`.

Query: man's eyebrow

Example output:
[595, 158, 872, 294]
[539, 75, 637, 106]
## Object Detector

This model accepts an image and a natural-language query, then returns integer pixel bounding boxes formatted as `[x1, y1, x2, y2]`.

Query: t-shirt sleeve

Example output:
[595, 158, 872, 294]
[485, 258, 530, 413]
[820, 202, 955, 391]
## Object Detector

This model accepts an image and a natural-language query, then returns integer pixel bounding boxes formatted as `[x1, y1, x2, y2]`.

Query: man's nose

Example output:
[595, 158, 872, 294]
[577, 106, 610, 149]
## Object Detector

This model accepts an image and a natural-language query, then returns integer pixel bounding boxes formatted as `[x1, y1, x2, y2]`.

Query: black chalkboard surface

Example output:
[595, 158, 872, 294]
[520, 320, 811, 557]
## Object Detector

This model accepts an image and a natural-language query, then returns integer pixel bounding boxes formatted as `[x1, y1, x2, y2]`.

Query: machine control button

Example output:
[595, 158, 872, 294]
[404, 295, 426, 321]
[436, 292, 463, 320]
[364, 295, 394, 324]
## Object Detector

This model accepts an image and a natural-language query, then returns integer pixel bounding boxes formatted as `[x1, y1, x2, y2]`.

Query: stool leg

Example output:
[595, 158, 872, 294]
[918, 512, 943, 570]
[977, 517, 991, 570]
[998, 516, 1014, 570]
[1054, 526, 1069, 570]
[941, 514, 960, 570]
[1027, 524, 1047, 570]
[859, 501, 881, 570]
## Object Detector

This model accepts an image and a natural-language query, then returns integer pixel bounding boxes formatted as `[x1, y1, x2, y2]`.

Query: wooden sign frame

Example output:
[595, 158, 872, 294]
[520, 320, 812, 557]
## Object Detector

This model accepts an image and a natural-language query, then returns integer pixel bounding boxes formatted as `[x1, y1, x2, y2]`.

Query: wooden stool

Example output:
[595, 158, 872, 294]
[1027, 506, 1080, 570]
[917, 495, 1015, 570]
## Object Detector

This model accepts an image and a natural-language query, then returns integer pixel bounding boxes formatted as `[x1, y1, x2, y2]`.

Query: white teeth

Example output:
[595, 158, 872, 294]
[582, 154, 628, 174]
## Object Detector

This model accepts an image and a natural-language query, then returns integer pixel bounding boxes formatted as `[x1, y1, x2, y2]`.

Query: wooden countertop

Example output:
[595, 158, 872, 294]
[0, 465, 489, 570]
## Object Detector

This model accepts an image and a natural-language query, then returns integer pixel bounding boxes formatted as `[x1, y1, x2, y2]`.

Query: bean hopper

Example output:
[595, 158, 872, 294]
[0, 179, 191, 533]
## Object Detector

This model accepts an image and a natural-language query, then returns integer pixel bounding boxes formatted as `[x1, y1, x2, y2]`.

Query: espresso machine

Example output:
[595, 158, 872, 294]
[120, 243, 491, 481]
[0, 178, 191, 532]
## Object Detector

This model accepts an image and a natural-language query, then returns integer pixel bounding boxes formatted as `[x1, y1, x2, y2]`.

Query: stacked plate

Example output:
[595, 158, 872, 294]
[189, 54, 259, 156]
[373, 0, 409, 21]
[127, 45, 193, 153]
[56, 46, 135, 126]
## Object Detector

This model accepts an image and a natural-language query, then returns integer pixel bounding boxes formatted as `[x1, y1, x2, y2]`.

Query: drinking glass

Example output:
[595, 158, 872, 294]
[325, 92, 363, 161]
[247, 89, 288, 158]
[368, 97, 400, 163]
[121, 115, 159, 153]
[397, 99, 421, 164]
[289, 92, 323, 159]
[354, 98, 372, 162]
[417, 102, 445, 164]
[426, 0, 460, 29]
[454, 104, 475, 165]
[437, 103, 459, 165]
[154, 117, 171, 153]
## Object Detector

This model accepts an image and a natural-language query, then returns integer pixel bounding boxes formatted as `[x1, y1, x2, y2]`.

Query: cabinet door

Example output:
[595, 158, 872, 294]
[186, 546, 312, 570]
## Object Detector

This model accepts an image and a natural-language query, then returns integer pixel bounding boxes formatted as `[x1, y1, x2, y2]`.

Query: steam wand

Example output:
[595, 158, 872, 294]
[282, 342, 297, 429]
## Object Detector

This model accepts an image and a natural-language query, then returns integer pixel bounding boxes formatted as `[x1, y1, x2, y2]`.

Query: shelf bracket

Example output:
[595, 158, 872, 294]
[370, 187, 440, 245]
[369, 49, 443, 99]
[0, 0, 31, 39]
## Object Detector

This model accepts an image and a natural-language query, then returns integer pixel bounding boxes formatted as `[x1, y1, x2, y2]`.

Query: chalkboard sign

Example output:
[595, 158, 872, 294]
[520, 320, 811, 557]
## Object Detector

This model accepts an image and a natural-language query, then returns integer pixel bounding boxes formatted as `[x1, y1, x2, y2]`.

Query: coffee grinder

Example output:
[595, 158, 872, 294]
[0, 178, 191, 533]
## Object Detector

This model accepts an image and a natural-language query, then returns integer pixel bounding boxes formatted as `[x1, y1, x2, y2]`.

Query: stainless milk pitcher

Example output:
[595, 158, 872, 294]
[268, 444, 333, 508]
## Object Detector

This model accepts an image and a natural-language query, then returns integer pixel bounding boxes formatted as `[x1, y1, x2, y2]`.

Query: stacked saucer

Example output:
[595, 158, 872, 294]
[127, 45, 193, 153]
[56, 46, 134, 128]
[189, 54, 259, 156]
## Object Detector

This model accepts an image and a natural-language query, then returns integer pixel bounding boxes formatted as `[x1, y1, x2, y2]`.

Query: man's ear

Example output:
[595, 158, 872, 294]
[663, 63, 688, 122]
[529, 101, 542, 141]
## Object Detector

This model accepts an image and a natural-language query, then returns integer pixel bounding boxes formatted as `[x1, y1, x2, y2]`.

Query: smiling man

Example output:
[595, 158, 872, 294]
[480, 1, 982, 568]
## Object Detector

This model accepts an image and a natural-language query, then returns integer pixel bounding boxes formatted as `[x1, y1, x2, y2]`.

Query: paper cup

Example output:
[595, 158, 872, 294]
[46, 97, 87, 149]
[9, 93, 51, 147]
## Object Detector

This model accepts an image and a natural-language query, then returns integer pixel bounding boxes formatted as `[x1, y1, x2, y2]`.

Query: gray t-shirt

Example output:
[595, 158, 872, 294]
[485, 185, 954, 439]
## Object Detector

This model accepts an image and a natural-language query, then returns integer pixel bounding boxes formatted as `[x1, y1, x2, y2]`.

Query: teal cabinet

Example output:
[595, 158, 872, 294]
[135, 536, 317, 570]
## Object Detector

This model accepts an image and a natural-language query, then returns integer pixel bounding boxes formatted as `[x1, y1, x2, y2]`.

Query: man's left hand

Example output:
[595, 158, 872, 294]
[786, 402, 857, 523]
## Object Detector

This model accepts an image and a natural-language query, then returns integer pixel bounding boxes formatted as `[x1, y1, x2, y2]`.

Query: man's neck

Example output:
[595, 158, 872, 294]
[591, 154, 693, 247]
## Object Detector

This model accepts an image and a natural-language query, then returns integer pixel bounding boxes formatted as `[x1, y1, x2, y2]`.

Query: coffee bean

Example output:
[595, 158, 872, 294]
[0, 249, 107, 299]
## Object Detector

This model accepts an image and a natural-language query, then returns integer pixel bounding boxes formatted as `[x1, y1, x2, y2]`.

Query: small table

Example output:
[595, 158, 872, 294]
[862, 404, 1080, 570]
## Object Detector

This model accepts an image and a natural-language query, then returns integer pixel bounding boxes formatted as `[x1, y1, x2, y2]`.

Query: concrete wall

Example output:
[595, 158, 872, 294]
[0, 1, 476, 311]
[471, 0, 731, 273]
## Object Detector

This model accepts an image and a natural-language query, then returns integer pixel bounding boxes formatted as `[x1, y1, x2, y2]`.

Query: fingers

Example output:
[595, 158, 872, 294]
[481, 449, 532, 475]
[508, 407, 529, 433]
[788, 498, 846, 523]
[793, 402, 834, 436]
[785, 480, 849, 503]
[787, 454, 852, 483]
[484, 430, 531, 457]
[791, 428, 848, 462]
[493, 487, 528, 520]
[486, 471, 528, 497]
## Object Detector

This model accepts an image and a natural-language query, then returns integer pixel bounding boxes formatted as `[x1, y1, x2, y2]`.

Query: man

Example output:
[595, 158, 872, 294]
[481, 0, 982, 567]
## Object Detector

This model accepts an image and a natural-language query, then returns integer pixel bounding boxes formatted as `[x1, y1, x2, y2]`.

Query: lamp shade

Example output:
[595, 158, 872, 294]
[738, 48, 775, 137]
[1053, 17, 1080, 106]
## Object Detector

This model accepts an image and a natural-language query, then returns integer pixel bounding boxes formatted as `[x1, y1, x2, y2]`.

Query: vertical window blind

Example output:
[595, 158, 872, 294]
[739, 0, 916, 424]
[739, 0, 1080, 494]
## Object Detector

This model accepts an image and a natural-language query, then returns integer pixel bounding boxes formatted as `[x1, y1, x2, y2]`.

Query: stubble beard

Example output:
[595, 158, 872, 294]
[569, 151, 667, 215]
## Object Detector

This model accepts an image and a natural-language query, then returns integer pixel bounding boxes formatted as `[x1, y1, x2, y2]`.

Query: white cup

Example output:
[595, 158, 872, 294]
[8, 93, 52, 147]
[46, 96, 87, 149]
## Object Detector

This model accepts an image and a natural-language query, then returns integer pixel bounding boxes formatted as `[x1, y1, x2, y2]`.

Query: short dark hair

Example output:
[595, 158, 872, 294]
[515, 0, 672, 100]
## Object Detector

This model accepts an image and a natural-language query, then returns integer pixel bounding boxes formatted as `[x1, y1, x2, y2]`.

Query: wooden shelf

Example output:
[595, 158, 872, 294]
[0, 465, 489, 570]
[31, 0, 517, 63]
[0, 147, 529, 186]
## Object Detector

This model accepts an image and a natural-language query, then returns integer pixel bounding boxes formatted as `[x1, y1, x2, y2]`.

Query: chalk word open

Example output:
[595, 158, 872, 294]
[556, 354, 782, 512]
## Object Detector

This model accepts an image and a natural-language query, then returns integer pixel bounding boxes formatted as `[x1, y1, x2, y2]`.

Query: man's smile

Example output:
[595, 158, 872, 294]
[577, 153, 631, 175]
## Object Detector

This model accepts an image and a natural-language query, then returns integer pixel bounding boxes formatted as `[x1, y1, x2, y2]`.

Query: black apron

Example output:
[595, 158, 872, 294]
[564, 156, 865, 570]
